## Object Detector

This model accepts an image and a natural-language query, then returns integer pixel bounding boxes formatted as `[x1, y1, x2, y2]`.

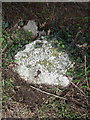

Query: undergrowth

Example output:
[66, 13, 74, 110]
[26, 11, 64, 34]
[1, 4, 90, 118]
[2, 29, 32, 68]
[38, 17, 90, 119]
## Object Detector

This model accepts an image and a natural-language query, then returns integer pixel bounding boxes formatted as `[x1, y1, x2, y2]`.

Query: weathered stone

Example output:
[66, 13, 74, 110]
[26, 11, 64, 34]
[23, 20, 38, 37]
[14, 38, 74, 87]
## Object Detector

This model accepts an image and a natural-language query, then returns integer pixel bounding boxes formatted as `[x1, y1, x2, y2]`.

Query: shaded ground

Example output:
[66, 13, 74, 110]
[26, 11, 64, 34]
[2, 2, 90, 119]
[2, 67, 89, 119]
[2, 68, 48, 118]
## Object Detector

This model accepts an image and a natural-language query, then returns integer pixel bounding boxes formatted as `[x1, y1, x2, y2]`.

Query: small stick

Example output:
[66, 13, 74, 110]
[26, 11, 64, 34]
[30, 85, 66, 100]
[71, 81, 89, 105]
[71, 81, 85, 96]
[65, 74, 86, 96]
[84, 55, 89, 87]
[1, 44, 7, 53]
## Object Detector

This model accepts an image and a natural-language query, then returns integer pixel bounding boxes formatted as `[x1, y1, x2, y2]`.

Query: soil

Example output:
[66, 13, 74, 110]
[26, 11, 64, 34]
[2, 67, 89, 119]
[2, 68, 49, 118]
[2, 2, 89, 119]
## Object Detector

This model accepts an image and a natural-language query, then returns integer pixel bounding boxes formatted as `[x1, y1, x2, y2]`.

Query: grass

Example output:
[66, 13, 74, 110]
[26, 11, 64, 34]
[38, 97, 84, 119]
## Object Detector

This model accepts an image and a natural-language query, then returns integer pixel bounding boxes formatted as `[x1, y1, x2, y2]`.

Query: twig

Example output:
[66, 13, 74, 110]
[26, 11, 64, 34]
[71, 81, 89, 105]
[75, 30, 82, 42]
[1, 44, 7, 53]
[71, 81, 85, 96]
[63, 74, 86, 96]
[84, 55, 89, 87]
[29, 85, 66, 100]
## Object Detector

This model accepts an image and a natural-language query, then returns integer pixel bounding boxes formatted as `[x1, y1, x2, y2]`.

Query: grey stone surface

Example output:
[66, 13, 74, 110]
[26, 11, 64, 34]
[23, 20, 38, 37]
[14, 38, 74, 87]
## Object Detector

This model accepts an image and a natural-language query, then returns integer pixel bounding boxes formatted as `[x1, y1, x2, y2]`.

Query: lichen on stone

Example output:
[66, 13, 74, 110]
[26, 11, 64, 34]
[14, 38, 74, 87]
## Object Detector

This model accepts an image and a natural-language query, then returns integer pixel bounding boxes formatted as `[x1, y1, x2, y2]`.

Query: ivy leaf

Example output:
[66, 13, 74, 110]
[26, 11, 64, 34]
[34, 42, 43, 48]
[3, 22, 10, 29]
[18, 20, 24, 27]
[62, 44, 65, 48]
[0, 37, 4, 43]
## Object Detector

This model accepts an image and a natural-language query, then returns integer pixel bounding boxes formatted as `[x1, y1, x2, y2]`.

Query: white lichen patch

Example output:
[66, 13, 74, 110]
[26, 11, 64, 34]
[14, 39, 73, 87]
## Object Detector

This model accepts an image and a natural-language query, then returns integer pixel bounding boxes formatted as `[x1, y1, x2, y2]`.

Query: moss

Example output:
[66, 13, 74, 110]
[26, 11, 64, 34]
[52, 51, 59, 56]
[37, 60, 54, 66]
[37, 60, 56, 72]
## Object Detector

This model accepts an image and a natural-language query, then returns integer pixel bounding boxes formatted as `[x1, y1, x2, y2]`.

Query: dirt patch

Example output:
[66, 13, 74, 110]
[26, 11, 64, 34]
[2, 68, 50, 117]
[2, 67, 89, 118]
